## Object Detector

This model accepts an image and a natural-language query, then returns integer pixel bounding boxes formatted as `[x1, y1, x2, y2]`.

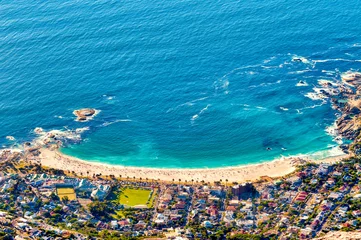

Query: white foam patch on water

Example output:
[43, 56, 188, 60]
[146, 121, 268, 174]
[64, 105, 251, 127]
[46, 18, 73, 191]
[314, 58, 361, 63]
[308, 146, 346, 160]
[214, 76, 230, 95]
[249, 80, 281, 88]
[304, 92, 327, 101]
[291, 55, 314, 65]
[75, 127, 90, 134]
[167, 96, 209, 113]
[321, 70, 336, 76]
[280, 107, 289, 111]
[6, 136, 15, 141]
[102, 119, 132, 127]
[325, 122, 343, 145]
[191, 104, 211, 122]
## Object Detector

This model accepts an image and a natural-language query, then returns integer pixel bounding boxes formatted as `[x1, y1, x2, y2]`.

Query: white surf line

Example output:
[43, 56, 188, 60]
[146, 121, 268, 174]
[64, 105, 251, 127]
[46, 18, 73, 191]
[166, 96, 210, 113]
[191, 104, 211, 122]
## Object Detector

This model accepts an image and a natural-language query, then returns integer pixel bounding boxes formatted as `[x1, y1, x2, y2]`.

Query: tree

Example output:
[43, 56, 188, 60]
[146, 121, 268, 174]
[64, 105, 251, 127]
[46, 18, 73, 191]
[50, 192, 59, 201]
[62, 196, 69, 204]
[88, 201, 114, 220]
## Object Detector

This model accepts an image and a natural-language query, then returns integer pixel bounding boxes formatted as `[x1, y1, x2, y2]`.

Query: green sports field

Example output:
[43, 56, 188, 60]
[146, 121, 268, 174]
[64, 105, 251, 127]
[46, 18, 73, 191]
[118, 188, 152, 207]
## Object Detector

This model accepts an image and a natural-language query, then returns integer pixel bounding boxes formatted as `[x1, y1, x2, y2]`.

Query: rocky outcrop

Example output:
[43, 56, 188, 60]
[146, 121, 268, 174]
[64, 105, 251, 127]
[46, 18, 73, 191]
[73, 108, 97, 122]
[331, 72, 361, 155]
[341, 72, 361, 86]
[314, 231, 361, 240]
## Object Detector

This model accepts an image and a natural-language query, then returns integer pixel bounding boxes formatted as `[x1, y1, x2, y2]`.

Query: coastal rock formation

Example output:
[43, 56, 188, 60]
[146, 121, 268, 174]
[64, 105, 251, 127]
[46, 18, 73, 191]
[32, 127, 88, 149]
[341, 71, 361, 86]
[314, 231, 361, 240]
[73, 108, 98, 122]
[328, 72, 361, 155]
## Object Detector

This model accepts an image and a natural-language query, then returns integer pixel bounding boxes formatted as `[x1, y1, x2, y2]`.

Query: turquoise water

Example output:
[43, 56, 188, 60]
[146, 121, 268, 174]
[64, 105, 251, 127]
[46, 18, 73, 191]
[1, 0, 361, 168]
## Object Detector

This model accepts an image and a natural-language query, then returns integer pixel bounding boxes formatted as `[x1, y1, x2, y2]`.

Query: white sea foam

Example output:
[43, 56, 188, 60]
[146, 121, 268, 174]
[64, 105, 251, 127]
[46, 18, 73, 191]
[318, 79, 334, 85]
[309, 146, 346, 160]
[191, 114, 199, 121]
[6, 136, 15, 141]
[288, 69, 312, 75]
[214, 77, 230, 95]
[167, 96, 209, 113]
[280, 107, 289, 111]
[321, 70, 336, 76]
[325, 122, 344, 145]
[249, 80, 281, 88]
[32, 127, 90, 146]
[304, 92, 326, 101]
[292, 55, 313, 64]
[75, 127, 90, 134]
[325, 123, 338, 137]
[102, 119, 132, 127]
[191, 104, 211, 122]
[299, 102, 326, 111]
[314, 58, 361, 63]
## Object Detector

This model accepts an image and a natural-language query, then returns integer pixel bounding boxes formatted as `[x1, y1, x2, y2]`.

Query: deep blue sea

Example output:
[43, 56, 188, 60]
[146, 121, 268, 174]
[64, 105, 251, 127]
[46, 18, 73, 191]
[1, 0, 361, 168]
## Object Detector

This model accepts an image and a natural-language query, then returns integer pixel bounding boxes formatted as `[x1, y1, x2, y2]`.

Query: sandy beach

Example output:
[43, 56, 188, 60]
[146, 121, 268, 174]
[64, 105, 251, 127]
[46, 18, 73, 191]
[34, 148, 350, 183]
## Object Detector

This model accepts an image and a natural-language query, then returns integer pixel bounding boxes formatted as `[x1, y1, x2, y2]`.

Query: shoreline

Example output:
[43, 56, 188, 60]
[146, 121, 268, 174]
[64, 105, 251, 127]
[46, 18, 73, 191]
[33, 148, 349, 183]
[9, 71, 361, 183]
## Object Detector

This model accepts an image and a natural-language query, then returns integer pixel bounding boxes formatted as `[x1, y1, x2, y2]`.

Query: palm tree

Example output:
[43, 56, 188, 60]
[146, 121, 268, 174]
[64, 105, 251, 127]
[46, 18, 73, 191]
[225, 179, 228, 187]
[178, 179, 181, 185]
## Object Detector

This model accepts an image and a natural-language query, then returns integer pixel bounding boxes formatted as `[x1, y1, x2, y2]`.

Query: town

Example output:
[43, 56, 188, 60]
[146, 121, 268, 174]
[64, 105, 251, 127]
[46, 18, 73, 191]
[1, 152, 361, 239]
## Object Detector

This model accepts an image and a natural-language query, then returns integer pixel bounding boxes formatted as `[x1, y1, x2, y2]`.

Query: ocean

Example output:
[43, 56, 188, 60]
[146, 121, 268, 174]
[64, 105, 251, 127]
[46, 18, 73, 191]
[1, 0, 361, 168]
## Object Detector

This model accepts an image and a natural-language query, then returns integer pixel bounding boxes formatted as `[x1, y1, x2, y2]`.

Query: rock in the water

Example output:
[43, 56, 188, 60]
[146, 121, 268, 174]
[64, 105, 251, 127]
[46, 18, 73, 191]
[73, 108, 98, 122]
[341, 72, 361, 86]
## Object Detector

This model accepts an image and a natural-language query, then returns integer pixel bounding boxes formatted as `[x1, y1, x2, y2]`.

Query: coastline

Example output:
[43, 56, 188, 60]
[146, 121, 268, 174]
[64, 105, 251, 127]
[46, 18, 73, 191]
[12, 71, 361, 183]
[34, 148, 349, 183]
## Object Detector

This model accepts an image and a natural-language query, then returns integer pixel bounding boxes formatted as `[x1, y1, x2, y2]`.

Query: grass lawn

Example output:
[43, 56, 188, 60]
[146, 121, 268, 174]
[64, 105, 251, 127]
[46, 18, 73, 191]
[56, 187, 76, 201]
[117, 188, 152, 207]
